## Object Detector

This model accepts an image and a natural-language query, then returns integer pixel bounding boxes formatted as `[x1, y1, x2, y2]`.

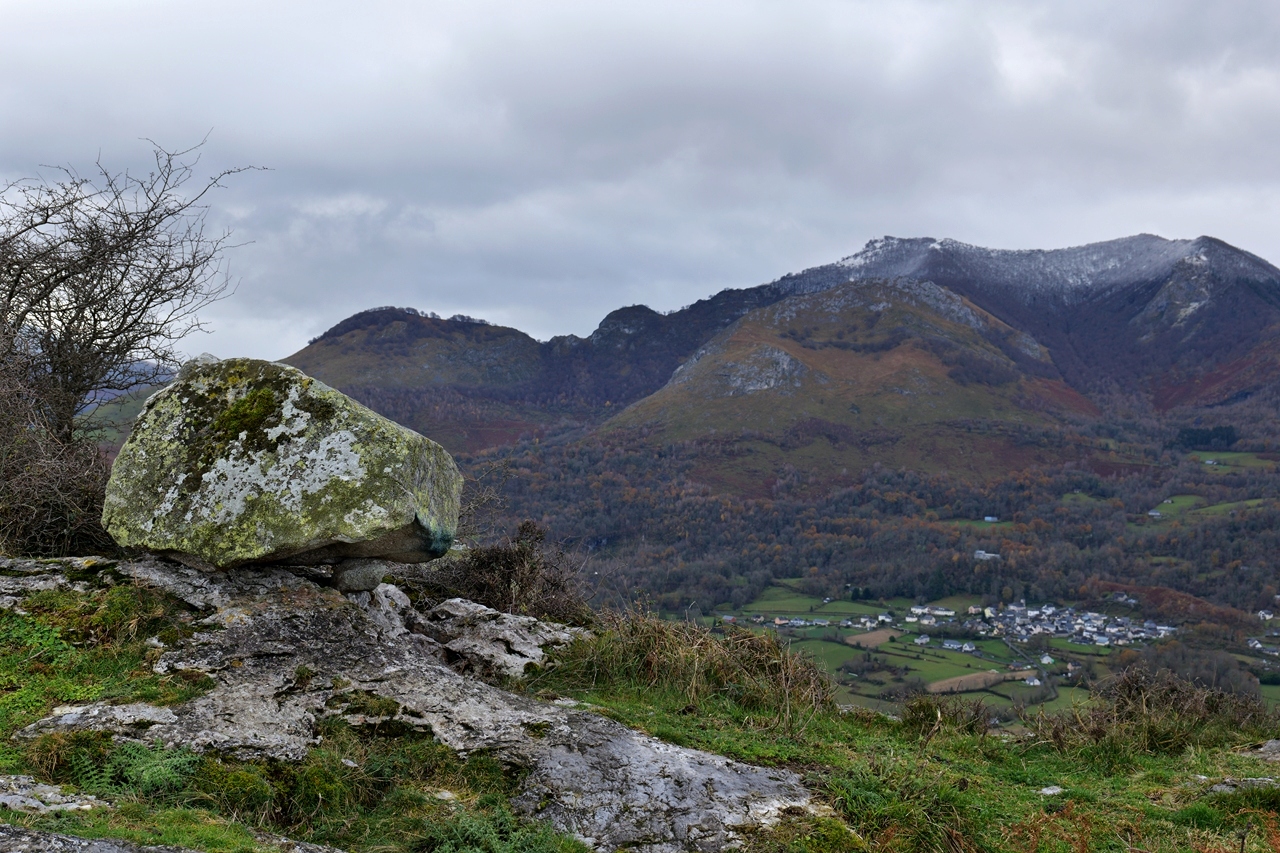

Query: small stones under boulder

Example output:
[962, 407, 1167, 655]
[101, 357, 463, 570]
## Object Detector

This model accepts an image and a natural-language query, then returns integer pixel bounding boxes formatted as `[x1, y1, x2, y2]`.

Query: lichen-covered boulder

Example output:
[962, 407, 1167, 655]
[102, 357, 463, 569]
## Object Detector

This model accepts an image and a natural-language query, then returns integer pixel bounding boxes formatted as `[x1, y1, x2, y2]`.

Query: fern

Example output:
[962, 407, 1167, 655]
[68, 748, 113, 794]
[70, 740, 200, 797]
[110, 741, 201, 796]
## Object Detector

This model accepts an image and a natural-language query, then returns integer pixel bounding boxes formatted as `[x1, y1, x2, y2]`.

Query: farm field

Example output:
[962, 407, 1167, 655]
[843, 628, 901, 649]
[1192, 450, 1278, 470]
[718, 584, 1146, 716]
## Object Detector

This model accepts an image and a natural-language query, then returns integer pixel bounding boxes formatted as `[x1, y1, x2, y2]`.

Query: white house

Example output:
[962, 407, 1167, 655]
[914, 635, 930, 646]
[974, 550, 1001, 561]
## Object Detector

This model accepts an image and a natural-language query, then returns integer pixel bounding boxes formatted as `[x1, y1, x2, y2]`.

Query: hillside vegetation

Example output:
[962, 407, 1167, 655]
[4, 573, 1280, 853]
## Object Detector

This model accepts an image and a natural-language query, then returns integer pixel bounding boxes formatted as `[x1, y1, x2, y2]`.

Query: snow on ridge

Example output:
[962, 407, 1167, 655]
[834, 234, 1215, 302]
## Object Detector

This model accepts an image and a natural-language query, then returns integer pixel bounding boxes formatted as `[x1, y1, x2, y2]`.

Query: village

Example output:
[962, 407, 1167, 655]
[728, 597, 1179, 650]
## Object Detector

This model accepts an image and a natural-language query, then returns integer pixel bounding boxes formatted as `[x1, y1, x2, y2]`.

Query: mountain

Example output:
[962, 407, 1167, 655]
[283, 281, 815, 451]
[604, 276, 1096, 489]
[831, 234, 1280, 407]
[282, 233, 1280, 478]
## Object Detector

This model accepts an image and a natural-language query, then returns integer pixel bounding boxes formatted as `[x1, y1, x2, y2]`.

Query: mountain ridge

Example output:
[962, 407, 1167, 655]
[283, 232, 1280, 476]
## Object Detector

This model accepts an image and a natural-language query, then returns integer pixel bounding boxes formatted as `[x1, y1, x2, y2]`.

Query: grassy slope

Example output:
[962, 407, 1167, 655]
[606, 280, 1098, 490]
[0, 567, 587, 853]
[5, 568, 1280, 852]
[530, 617, 1280, 853]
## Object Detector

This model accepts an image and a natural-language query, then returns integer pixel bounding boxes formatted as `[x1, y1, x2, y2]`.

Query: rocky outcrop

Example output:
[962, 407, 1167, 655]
[0, 825, 342, 853]
[0, 775, 108, 814]
[413, 598, 585, 679]
[11, 559, 816, 853]
[101, 357, 463, 570]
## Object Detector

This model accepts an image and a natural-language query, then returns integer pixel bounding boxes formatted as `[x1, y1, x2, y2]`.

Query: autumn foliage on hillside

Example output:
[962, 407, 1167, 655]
[464, 425, 1280, 618]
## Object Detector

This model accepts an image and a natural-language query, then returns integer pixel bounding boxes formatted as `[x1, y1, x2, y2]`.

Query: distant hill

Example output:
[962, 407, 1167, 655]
[282, 233, 1280, 481]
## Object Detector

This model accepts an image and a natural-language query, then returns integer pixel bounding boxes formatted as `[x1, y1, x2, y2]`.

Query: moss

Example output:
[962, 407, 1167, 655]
[208, 387, 282, 452]
[327, 690, 401, 719]
[103, 358, 463, 568]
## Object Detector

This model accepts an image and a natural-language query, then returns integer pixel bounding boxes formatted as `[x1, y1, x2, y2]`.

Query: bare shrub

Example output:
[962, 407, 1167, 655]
[1025, 666, 1280, 767]
[0, 363, 113, 556]
[406, 521, 592, 626]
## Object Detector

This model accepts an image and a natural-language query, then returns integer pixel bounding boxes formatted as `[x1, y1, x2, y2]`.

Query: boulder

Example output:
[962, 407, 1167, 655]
[102, 357, 463, 569]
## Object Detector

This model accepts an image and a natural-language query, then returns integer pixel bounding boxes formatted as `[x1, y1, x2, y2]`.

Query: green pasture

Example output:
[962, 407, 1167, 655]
[875, 644, 986, 683]
[1192, 498, 1268, 517]
[1192, 451, 1277, 469]
[1260, 684, 1280, 706]
[929, 594, 982, 613]
[1060, 491, 1105, 506]
[786, 638, 858, 672]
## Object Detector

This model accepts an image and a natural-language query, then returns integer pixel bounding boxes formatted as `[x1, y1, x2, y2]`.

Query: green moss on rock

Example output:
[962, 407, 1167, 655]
[102, 358, 463, 569]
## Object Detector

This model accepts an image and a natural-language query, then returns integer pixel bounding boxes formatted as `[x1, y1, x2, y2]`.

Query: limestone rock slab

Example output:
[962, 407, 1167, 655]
[101, 358, 462, 569]
[17, 560, 816, 853]
[414, 598, 585, 679]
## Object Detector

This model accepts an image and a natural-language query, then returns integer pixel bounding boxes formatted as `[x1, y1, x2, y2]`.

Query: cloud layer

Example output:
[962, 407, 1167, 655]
[3, 0, 1279, 357]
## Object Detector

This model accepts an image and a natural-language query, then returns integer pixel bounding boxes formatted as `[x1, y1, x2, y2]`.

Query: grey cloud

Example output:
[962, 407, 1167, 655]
[2, 0, 1279, 357]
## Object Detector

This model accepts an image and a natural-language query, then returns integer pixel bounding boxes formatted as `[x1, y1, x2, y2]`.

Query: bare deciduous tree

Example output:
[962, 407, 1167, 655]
[0, 142, 251, 555]
[0, 142, 251, 442]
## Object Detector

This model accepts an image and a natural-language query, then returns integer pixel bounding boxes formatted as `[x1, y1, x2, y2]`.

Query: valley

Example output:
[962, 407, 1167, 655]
[99, 233, 1280, 704]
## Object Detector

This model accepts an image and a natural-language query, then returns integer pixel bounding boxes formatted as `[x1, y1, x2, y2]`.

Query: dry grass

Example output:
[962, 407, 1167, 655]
[530, 610, 835, 730]
[1024, 666, 1280, 770]
[401, 520, 593, 626]
[0, 365, 114, 557]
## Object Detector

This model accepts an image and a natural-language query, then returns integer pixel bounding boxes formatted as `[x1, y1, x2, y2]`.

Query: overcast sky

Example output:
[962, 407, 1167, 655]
[3, 0, 1279, 359]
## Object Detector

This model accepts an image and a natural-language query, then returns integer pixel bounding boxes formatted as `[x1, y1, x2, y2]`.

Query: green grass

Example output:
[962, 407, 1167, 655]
[874, 645, 986, 684]
[1191, 451, 1277, 469]
[528, 619, 1280, 853]
[1192, 498, 1269, 517]
[12, 574, 1280, 853]
[786, 638, 859, 672]
[0, 570, 588, 853]
[1151, 494, 1206, 516]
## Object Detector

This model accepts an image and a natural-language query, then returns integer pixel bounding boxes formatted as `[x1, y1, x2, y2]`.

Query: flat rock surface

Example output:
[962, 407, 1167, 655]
[0, 776, 108, 814]
[15, 559, 815, 853]
[0, 825, 342, 853]
[413, 598, 584, 679]
[101, 357, 463, 569]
